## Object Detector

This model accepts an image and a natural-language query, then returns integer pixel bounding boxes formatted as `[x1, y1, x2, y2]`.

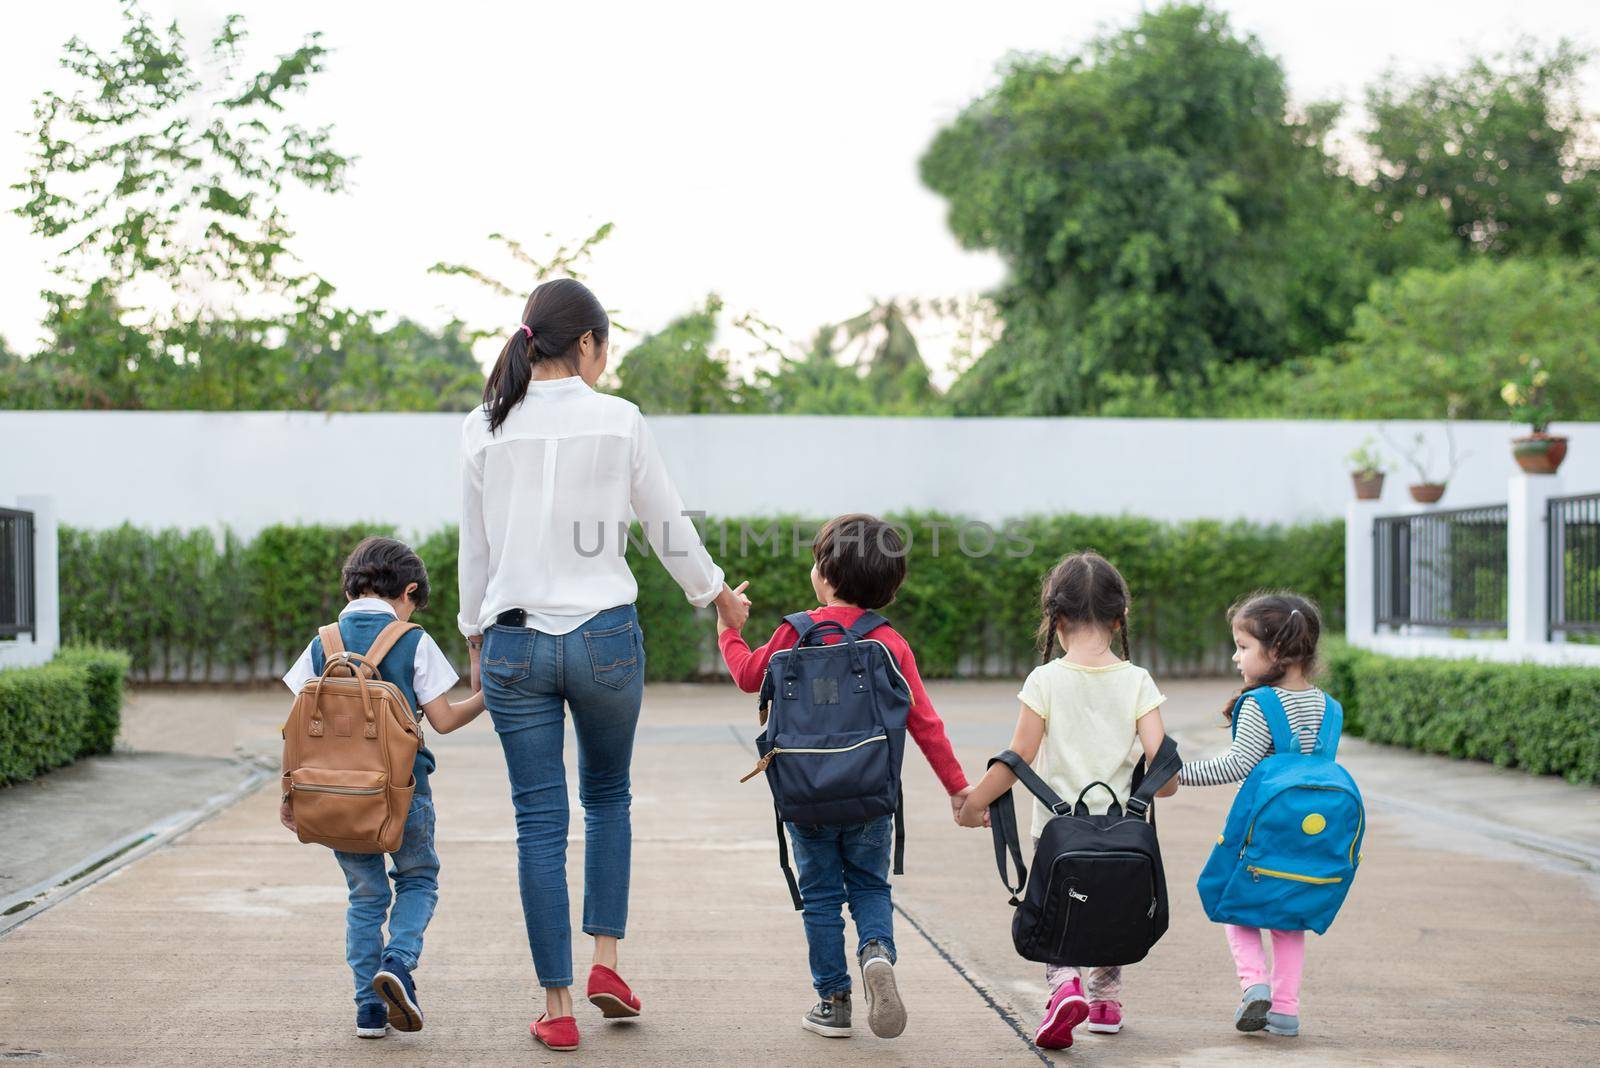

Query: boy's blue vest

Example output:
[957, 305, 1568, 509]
[1195, 686, 1364, 934]
[311, 612, 435, 796]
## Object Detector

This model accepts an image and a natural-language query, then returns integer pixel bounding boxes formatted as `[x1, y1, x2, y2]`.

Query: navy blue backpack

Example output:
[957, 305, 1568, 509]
[1195, 686, 1365, 934]
[741, 611, 912, 909]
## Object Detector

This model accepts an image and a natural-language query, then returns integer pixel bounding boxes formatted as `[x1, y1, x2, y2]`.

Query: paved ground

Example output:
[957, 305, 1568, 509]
[2, 677, 1598, 1067]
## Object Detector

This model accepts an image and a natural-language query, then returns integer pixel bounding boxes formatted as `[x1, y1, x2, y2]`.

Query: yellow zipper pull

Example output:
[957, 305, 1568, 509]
[739, 750, 776, 783]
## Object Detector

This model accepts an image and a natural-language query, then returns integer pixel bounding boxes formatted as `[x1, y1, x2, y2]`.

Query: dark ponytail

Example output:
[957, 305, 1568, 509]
[483, 278, 610, 433]
[1220, 591, 1323, 723]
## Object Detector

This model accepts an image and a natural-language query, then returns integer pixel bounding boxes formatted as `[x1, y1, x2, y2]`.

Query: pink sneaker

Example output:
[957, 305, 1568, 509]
[1086, 1000, 1123, 1034]
[1034, 979, 1089, 1050]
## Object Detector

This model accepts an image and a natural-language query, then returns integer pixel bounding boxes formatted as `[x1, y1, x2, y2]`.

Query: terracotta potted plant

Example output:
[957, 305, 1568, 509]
[1384, 424, 1466, 505]
[1345, 438, 1388, 500]
[1502, 355, 1566, 474]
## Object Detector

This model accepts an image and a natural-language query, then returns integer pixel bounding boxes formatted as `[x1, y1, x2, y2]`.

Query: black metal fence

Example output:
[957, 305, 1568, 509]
[1374, 504, 1509, 630]
[1548, 493, 1600, 639]
[0, 507, 36, 639]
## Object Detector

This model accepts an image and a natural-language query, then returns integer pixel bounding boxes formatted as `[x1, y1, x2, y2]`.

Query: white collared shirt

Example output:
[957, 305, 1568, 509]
[457, 376, 725, 637]
[282, 598, 459, 705]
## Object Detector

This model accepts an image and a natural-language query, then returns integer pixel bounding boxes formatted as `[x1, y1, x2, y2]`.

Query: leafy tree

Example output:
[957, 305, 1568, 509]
[14, 2, 350, 315]
[921, 3, 1406, 415]
[1277, 257, 1600, 421]
[1365, 42, 1600, 258]
[613, 295, 740, 414]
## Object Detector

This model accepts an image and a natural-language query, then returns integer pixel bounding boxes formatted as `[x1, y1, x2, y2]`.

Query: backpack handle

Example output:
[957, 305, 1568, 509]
[1072, 781, 1123, 817]
[781, 612, 866, 677]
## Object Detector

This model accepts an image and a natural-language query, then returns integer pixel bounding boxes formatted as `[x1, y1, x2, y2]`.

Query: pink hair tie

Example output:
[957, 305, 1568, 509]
[518, 323, 533, 339]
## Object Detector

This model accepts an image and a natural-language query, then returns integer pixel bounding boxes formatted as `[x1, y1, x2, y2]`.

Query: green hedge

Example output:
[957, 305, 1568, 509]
[0, 647, 131, 786]
[59, 514, 1345, 683]
[1323, 643, 1600, 784]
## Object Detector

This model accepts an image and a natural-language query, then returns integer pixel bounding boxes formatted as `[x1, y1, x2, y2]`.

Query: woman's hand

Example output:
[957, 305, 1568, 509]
[468, 639, 482, 691]
[715, 580, 750, 632]
[279, 795, 298, 834]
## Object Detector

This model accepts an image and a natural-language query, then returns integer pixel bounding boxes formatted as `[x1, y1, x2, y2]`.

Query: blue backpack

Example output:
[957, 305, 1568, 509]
[1196, 687, 1365, 934]
[741, 611, 911, 909]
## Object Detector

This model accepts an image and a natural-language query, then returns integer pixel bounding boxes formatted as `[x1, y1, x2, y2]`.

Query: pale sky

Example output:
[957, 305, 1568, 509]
[2, 0, 1595, 385]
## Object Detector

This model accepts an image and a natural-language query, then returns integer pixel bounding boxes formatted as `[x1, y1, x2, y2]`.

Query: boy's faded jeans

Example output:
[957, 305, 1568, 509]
[787, 814, 897, 998]
[333, 794, 439, 1008]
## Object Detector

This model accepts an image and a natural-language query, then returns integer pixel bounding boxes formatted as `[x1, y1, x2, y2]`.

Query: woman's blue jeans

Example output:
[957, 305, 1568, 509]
[482, 603, 645, 989]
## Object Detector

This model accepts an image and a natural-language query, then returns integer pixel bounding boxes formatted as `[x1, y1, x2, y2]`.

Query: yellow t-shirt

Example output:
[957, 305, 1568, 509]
[1017, 658, 1166, 838]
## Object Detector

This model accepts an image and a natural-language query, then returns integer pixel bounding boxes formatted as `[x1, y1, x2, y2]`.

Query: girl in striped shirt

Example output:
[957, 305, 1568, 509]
[1180, 592, 1328, 1039]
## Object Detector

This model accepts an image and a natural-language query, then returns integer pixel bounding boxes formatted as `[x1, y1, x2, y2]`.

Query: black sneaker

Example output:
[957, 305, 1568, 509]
[801, 991, 852, 1038]
[355, 1002, 388, 1039]
[373, 956, 423, 1033]
[858, 940, 907, 1039]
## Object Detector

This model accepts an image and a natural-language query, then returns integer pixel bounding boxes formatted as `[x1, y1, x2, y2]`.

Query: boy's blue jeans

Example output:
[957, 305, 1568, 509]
[482, 603, 645, 989]
[333, 794, 439, 1008]
[786, 815, 898, 998]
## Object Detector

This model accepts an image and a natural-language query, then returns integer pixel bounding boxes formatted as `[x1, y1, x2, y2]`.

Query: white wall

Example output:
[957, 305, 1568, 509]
[3, 410, 1600, 536]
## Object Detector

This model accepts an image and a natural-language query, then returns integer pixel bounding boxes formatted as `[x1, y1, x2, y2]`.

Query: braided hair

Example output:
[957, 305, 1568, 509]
[1220, 591, 1322, 723]
[1035, 551, 1132, 664]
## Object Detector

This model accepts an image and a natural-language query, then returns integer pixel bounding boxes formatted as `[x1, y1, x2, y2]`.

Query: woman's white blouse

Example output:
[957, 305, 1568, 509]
[457, 376, 725, 637]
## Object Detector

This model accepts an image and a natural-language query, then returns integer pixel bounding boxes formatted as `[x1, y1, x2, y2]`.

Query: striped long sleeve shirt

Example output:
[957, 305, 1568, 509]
[1179, 686, 1328, 786]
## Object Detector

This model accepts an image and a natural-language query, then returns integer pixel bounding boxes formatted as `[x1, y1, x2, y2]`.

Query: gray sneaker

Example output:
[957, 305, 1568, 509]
[802, 991, 852, 1038]
[1234, 983, 1271, 1032]
[858, 941, 907, 1039]
[1265, 1012, 1299, 1037]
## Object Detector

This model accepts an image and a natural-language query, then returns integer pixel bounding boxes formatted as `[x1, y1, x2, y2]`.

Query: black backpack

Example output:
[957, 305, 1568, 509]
[987, 736, 1182, 967]
[742, 611, 912, 909]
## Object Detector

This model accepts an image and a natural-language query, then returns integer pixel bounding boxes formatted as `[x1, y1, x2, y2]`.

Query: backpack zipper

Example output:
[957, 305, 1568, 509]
[739, 734, 887, 782]
[292, 783, 384, 796]
[1247, 865, 1342, 885]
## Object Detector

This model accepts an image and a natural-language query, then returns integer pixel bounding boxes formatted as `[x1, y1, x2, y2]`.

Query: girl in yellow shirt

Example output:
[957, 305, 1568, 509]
[959, 551, 1176, 1050]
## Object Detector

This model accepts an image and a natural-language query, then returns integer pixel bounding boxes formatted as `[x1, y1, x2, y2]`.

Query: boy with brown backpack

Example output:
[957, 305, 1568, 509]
[280, 537, 484, 1039]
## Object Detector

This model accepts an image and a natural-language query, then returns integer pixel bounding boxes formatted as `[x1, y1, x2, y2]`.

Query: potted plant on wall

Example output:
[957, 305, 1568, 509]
[1384, 423, 1466, 504]
[1345, 438, 1388, 500]
[1502, 355, 1566, 474]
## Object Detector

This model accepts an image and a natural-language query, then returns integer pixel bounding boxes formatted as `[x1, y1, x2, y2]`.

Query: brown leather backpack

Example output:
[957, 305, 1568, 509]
[281, 620, 423, 853]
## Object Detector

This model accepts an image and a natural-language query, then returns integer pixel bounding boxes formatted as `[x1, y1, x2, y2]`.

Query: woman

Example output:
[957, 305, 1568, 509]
[458, 278, 749, 1053]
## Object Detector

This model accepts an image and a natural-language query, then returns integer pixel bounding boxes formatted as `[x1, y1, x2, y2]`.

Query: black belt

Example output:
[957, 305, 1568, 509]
[495, 609, 528, 628]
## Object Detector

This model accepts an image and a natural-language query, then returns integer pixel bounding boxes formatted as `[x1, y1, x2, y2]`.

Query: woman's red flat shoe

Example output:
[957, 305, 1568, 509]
[532, 1014, 580, 1052]
[586, 964, 642, 1018]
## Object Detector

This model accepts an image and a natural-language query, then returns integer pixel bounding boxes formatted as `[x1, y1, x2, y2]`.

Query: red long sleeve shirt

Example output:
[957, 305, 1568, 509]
[718, 605, 969, 796]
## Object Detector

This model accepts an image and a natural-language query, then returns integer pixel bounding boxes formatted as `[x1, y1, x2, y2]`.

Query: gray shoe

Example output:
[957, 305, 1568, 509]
[858, 941, 907, 1039]
[802, 991, 852, 1038]
[1265, 1012, 1299, 1037]
[1234, 984, 1271, 1032]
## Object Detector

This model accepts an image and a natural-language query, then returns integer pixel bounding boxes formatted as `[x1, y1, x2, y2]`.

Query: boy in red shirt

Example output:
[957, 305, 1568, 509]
[718, 514, 972, 1042]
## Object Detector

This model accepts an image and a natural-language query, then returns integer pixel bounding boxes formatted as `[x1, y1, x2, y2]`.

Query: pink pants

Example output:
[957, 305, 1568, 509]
[1223, 925, 1305, 1015]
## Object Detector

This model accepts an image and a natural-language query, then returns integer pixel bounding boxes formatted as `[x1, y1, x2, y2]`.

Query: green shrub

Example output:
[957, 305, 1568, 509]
[60, 515, 1344, 683]
[54, 646, 133, 755]
[1322, 644, 1600, 784]
[0, 647, 131, 786]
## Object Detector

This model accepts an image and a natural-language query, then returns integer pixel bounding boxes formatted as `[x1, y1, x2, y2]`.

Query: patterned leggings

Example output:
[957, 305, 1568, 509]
[1045, 962, 1123, 1002]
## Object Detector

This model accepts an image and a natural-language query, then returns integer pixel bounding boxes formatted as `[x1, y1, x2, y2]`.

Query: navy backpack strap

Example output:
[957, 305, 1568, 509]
[892, 785, 906, 876]
[1315, 694, 1344, 759]
[845, 611, 887, 639]
[1243, 685, 1297, 755]
[774, 804, 803, 911]
[783, 611, 818, 643]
